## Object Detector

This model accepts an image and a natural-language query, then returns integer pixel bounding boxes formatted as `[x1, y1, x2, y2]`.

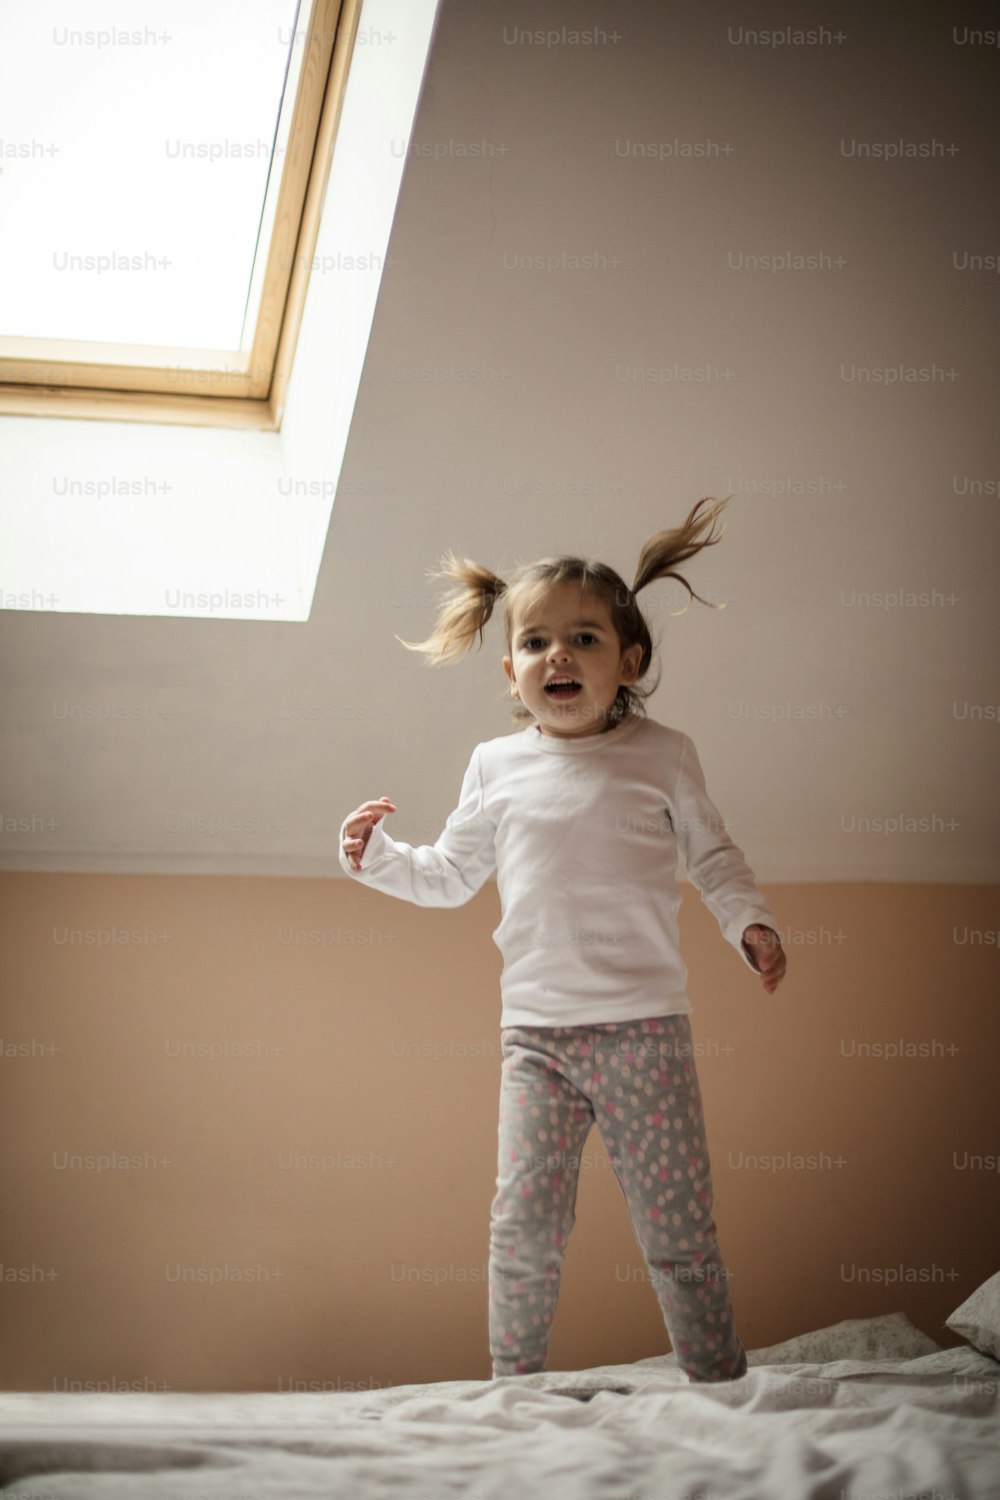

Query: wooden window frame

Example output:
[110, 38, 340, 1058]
[0, 0, 361, 431]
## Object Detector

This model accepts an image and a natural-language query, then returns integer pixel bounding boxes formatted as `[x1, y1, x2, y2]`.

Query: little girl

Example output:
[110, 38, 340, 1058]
[339, 495, 786, 1383]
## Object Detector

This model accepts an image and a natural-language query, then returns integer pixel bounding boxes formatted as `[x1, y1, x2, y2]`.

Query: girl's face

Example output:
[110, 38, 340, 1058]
[502, 582, 642, 738]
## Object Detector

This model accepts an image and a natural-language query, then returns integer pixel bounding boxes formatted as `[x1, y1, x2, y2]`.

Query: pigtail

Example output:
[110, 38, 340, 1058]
[632, 494, 732, 614]
[395, 549, 508, 665]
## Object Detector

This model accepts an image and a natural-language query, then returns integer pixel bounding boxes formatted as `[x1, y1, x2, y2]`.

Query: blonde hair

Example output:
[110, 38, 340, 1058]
[395, 495, 732, 726]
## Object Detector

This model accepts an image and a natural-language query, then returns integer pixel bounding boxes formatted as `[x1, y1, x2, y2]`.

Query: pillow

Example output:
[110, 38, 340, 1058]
[945, 1270, 1000, 1361]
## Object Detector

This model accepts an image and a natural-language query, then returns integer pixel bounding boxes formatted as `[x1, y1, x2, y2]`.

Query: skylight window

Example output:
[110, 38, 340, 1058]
[0, 0, 359, 426]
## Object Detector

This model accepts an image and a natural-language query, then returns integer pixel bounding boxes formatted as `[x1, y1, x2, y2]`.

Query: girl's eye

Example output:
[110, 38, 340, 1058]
[523, 634, 596, 650]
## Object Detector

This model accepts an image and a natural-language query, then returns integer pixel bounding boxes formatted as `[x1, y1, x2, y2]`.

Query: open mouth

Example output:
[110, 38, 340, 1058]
[545, 680, 582, 698]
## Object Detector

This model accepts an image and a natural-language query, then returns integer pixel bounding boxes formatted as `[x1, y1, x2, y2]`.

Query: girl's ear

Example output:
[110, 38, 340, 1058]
[621, 644, 642, 683]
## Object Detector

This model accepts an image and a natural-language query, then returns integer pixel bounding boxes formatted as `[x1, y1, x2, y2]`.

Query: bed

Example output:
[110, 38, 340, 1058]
[2, 1278, 998, 1500]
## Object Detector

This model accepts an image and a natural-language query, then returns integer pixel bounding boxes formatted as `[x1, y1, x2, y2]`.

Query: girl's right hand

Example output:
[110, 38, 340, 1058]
[342, 797, 397, 871]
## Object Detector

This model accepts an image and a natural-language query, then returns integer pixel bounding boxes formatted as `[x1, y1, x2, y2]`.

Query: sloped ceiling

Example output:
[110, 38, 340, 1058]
[1, 0, 996, 884]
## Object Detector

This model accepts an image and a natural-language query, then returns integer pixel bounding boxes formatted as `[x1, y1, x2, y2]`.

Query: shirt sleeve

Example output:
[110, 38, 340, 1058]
[338, 745, 497, 908]
[673, 733, 783, 974]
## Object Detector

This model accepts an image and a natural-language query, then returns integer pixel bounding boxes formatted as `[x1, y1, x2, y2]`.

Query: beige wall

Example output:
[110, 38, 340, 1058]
[2, 871, 997, 1392]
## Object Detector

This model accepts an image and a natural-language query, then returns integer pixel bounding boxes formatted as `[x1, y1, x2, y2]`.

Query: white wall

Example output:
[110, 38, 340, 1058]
[0, 0, 996, 882]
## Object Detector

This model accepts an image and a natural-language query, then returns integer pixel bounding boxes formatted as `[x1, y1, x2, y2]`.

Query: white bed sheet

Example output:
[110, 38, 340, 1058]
[1, 1313, 998, 1500]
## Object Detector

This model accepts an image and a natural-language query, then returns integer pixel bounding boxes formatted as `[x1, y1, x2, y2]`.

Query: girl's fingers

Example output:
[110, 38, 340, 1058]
[343, 799, 395, 855]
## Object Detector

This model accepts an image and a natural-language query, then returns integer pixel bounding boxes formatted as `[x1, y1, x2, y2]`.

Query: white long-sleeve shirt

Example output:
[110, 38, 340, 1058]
[338, 713, 782, 1028]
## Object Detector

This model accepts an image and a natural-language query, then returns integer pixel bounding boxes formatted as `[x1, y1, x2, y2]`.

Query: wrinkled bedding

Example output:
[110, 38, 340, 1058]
[1, 1313, 998, 1499]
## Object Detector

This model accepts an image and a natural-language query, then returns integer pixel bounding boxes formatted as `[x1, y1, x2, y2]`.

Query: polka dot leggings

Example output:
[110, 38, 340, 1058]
[488, 1013, 748, 1384]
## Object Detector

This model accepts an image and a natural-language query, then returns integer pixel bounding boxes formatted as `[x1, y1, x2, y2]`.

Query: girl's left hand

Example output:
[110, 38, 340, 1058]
[741, 925, 787, 994]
